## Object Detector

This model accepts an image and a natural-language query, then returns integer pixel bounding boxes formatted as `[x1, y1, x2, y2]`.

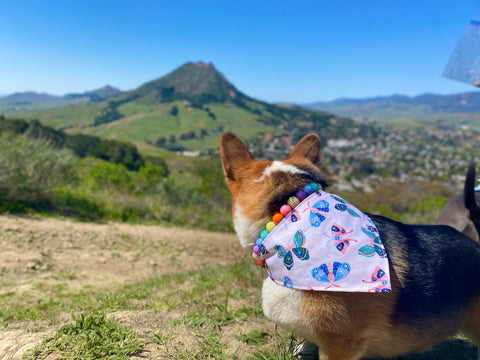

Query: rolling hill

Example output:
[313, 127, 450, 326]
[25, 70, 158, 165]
[0, 85, 123, 114]
[1, 61, 349, 153]
[304, 91, 480, 128]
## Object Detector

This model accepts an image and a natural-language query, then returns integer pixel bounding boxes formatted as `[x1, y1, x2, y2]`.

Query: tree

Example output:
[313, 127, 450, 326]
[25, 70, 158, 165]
[170, 105, 179, 116]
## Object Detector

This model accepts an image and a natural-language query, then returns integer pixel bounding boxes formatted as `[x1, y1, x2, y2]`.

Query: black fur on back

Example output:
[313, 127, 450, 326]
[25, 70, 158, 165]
[465, 161, 480, 238]
[371, 214, 480, 320]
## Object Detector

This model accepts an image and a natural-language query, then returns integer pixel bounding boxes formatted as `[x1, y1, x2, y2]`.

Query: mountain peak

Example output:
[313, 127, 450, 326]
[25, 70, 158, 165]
[194, 61, 215, 69]
[87, 85, 122, 98]
[132, 61, 241, 104]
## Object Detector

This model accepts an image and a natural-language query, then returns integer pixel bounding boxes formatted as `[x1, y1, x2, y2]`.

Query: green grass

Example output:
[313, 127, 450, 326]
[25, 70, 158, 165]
[172, 296, 262, 328]
[236, 330, 271, 346]
[79, 100, 276, 150]
[0, 258, 264, 325]
[24, 312, 143, 359]
[6, 257, 301, 360]
[6, 98, 279, 152]
[14, 101, 107, 129]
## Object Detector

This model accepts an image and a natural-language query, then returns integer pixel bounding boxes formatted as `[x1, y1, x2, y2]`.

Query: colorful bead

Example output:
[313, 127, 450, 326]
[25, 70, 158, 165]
[296, 189, 307, 202]
[253, 183, 322, 268]
[303, 184, 313, 194]
[272, 213, 284, 224]
[260, 229, 269, 239]
[253, 258, 266, 267]
[266, 221, 276, 232]
[287, 196, 300, 208]
[280, 204, 292, 216]
[252, 252, 262, 261]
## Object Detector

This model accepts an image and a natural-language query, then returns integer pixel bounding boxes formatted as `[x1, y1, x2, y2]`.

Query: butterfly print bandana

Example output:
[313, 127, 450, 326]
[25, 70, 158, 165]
[262, 190, 392, 293]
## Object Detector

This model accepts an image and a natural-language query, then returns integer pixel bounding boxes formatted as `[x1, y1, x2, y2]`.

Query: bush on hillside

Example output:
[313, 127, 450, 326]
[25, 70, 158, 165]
[0, 133, 75, 203]
[0, 116, 148, 171]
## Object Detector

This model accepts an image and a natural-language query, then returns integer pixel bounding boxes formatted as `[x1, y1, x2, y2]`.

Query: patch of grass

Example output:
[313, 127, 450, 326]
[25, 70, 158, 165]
[243, 329, 297, 360]
[25, 312, 143, 359]
[0, 259, 264, 325]
[236, 330, 271, 346]
[172, 295, 262, 328]
[176, 330, 235, 360]
[59, 269, 77, 280]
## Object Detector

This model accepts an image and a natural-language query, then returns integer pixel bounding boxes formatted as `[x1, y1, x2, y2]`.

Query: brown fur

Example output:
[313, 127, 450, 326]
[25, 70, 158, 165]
[220, 132, 480, 360]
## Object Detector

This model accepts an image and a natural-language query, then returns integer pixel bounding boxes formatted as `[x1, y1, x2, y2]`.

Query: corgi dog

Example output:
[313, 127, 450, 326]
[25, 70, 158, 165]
[436, 161, 480, 242]
[219, 132, 480, 360]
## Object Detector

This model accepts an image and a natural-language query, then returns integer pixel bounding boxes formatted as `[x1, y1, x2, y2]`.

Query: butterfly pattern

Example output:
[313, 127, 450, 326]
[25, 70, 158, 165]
[312, 262, 351, 289]
[262, 190, 391, 292]
[358, 226, 387, 258]
[274, 229, 310, 270]
[328, 223, 358, 254]
[303, 199, 330, 227]
[283, 276, 294, 288]
[331, 195, 359, 216]
[362, 266, 391, 292]
[284, 208, 301, 226]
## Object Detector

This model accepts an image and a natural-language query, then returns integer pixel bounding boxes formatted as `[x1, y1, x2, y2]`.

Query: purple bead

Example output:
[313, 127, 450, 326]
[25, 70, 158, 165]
[253, 245, 261, 255]
[296, 189, 307, 202]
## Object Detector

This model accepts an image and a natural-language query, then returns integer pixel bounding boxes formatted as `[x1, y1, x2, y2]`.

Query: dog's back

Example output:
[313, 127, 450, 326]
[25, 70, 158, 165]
[301, 214, 480, 358]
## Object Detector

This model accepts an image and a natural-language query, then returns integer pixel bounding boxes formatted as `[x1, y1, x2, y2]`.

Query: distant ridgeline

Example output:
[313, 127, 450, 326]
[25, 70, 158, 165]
[0, 115, 144, 171]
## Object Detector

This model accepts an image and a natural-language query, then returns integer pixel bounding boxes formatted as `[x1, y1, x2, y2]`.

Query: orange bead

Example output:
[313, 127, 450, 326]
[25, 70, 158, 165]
[273, 213, 284, 224]
[254, 259, 266, 267]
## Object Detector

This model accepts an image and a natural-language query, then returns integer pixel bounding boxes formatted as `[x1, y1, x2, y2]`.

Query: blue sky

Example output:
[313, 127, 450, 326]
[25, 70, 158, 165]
[1, 1, 479, 102]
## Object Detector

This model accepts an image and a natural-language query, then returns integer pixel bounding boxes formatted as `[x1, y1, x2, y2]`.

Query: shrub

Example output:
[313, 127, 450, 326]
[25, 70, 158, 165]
[0, 132, 75, 202]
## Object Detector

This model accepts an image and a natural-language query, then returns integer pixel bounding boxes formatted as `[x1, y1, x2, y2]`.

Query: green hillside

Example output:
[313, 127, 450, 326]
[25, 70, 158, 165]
[3, 61, 341, 153]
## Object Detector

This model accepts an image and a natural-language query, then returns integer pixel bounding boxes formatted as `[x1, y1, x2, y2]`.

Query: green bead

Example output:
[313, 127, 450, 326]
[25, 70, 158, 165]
[260, 229, 269, 239]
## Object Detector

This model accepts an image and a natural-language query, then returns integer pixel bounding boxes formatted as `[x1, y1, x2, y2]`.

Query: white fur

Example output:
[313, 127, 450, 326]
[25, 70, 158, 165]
[234, 203, 264, 247]
[255, 161, 307, 182]
[262, 278, 318, 343]
[236, 160, 317, 344]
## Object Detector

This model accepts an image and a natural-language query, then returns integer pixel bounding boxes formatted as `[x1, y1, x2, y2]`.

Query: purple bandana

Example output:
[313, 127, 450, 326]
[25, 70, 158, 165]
[261, 190, 392, 293]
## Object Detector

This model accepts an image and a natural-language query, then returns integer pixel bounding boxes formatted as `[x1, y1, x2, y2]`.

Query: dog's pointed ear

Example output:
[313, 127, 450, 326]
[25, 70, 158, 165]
[288, 133, 321, 164]
[220, 132, 254, 181]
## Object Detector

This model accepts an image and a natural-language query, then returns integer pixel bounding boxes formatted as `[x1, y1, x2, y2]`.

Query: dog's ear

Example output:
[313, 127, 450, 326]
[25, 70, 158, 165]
[220, 132, 254, 181]
[288, 133, 321, 164]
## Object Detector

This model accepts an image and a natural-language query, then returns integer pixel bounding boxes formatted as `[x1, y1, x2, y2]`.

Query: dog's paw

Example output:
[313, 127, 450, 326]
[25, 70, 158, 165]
[292, 341, 319, 360]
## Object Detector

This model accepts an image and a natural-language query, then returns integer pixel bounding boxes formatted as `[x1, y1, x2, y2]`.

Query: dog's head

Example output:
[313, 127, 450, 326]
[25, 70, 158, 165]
[219, 132, 326, 247]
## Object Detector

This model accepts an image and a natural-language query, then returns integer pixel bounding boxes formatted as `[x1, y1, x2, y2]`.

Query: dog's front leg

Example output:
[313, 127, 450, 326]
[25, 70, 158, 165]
[261, 279, 318, 343]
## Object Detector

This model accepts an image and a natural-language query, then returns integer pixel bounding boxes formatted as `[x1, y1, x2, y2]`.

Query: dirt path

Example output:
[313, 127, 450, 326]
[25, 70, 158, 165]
[0, 215, 268, 359]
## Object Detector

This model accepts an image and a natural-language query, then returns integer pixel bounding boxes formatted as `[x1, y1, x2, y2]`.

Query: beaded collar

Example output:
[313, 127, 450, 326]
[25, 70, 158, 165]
[251, 183, 392, 292]
[252, 182, 321, 267]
